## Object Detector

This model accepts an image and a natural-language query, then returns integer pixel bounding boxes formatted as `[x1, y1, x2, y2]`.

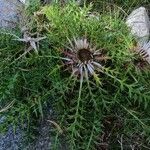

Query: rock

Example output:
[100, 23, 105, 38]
[126, 7, 150, 44]
[0, 126, 25, 150]
[0, 0, 23, 28]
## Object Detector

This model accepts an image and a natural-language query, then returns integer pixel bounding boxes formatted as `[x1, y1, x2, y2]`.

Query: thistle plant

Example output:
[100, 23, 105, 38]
[63, 37, 110, 83]
[41, 2, 150, 149]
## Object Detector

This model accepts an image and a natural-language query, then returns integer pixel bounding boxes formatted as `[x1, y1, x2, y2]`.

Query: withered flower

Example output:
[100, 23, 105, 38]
[63, 37, 109, 82]
[136, 41, 150, 64]
[15, 27, 46, 54]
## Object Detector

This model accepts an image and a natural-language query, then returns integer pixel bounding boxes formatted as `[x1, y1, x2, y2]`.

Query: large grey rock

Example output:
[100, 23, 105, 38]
[0, 0, 22, 28]
[126, 7, 150, 44]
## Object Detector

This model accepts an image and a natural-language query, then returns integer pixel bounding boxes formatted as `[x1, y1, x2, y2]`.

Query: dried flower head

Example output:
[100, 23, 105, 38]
[64, 37, 109, 81]
[15, 28, 46, 54]
[136, 41, 150, 64]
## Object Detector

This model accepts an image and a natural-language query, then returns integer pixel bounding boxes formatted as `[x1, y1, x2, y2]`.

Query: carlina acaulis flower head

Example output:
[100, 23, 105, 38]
[63, 37, 109, 81]
[136, 41, 150, 64]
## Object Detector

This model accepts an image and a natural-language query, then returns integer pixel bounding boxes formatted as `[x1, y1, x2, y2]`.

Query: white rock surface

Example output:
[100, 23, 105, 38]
[126, 7, 150, 44]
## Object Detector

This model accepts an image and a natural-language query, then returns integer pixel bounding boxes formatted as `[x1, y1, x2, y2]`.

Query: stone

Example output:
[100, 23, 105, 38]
[126, 7, 150, 44]
[0, 0, 23, 28]
[0, 127, 25, 150]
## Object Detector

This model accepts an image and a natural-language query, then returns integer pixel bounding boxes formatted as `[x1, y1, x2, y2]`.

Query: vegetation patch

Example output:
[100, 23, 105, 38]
[0, 1, 150, 149]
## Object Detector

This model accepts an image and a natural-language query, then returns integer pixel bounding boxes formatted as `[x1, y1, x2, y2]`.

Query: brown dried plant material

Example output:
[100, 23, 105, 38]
[14, 28, 46, 58]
